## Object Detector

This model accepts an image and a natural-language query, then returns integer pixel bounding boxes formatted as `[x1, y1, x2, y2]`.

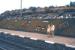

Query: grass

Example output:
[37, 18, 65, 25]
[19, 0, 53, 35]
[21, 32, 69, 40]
[0, 19, 75, 37]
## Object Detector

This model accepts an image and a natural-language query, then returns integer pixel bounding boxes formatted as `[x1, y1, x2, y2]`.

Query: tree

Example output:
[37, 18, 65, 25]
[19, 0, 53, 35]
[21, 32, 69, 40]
[70, 2, 75, 7]
[29, 7, 36, 12]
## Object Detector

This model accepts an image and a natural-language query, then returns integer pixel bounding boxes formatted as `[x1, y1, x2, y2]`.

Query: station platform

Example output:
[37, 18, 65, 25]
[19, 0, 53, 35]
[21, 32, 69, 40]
[0, 29, 75, 48]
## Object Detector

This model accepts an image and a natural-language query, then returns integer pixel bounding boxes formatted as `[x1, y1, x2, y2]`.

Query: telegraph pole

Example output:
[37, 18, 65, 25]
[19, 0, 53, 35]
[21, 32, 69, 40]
[21, 0, 22, 9]
[20, 0, 22, 18]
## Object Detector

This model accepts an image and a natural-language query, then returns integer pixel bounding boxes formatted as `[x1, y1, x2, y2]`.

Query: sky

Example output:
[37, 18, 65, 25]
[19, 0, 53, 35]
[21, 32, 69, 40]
[0, 0, 75, 14]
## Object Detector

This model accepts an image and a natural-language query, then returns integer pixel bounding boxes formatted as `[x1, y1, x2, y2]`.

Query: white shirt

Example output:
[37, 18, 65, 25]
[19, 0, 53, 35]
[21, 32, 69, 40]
[51, 25, 55, 31]
[47, 25, 55, 33]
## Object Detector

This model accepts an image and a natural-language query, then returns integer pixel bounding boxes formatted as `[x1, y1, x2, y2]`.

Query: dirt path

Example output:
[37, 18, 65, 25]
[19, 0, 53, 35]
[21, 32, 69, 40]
[0, 29, 75, 46]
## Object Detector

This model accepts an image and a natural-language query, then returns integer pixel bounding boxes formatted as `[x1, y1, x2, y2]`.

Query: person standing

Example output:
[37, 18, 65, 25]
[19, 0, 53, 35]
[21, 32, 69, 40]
[50, 24, 55, 37]
[47, 24, 55, 37]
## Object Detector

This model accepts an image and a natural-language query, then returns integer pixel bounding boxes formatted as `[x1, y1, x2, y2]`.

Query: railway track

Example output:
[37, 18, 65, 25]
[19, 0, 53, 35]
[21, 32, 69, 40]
[0, 36, 41, 50]
[0, 32, 75, 50]
[0, 39, 29, 50]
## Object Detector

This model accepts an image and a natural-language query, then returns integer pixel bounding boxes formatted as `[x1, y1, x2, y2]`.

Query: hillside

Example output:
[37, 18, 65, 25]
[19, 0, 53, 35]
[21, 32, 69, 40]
[0, 6, 75, 20]
[0, 6, 75, 37]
